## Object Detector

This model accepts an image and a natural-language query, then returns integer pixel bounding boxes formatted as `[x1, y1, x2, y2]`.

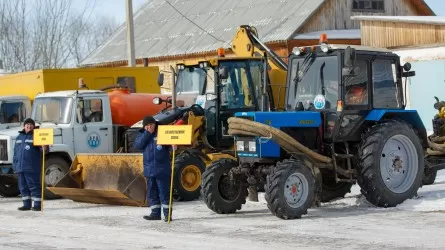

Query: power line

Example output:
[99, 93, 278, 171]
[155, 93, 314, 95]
[163, 0, 227, 44]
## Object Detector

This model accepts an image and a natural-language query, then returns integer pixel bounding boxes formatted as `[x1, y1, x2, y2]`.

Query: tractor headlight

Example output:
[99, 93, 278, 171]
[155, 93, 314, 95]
[236, 141, 245, 151]
[320, 43, 329, 53]
[248, 141, 256, 152]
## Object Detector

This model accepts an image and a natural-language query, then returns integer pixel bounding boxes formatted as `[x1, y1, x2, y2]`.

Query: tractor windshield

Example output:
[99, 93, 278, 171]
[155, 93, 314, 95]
[219, 60, 263, 109]
[32, 97, 73, 124]
[288, 55, 339, 110]
[176, 67, 215, 94]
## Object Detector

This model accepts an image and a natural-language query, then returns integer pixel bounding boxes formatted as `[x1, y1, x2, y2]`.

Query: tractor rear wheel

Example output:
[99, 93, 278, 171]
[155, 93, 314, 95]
[357, 120, 424, 207]
[265, 160, 315, 219]
[173, 153, 206, 201]
[201, 158, 248, 214]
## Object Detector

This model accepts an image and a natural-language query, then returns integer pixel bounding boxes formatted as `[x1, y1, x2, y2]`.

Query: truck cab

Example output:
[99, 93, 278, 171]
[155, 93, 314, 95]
[0, 90, 127, 197]
[0, 95, 32, 130]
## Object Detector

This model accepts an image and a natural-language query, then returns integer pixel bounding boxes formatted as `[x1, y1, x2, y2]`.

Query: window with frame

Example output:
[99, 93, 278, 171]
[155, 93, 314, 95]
[352, 0, 384, 12]
[344, 58, 369, 105]
[0, 102, 25, 124]
[117, 77, 136, 92]
[78, 99, 103, 123]
[372, 59, 401, 108]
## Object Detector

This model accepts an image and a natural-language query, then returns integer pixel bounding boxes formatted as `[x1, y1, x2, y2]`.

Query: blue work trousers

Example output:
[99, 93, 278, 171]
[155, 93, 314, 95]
[18, 172, 42, 208]
[146, 176, 171, 217]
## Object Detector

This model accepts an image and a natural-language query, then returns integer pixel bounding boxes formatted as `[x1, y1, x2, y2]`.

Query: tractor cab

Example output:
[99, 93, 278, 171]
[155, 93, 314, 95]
[286, 34, 415, 142]
[160, 54, 271, 150]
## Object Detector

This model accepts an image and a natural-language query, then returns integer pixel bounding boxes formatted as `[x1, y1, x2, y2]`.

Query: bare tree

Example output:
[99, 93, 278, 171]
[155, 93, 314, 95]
[0, 0, 118, 72]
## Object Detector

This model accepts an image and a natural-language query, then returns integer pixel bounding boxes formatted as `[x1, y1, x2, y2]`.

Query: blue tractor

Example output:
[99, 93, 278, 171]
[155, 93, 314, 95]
[200, 37, 439, 219]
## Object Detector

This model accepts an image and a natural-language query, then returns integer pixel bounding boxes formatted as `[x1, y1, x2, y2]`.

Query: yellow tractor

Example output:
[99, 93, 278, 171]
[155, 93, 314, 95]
[46, 25, 288, 206]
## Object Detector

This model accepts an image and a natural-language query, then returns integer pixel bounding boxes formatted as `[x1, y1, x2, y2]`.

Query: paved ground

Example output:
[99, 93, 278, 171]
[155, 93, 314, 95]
[1, 171, 445, 250]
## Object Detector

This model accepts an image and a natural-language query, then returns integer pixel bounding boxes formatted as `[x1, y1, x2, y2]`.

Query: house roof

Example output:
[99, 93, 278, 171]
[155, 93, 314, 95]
[351, 15, 445, 25]
[79, 0, 325, 66]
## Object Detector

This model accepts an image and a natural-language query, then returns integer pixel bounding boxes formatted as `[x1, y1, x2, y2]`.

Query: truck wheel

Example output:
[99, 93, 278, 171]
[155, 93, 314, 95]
[44, 156, 71, 200]
[319, 169, 353, 202]
[173, 153, 206, 201]
[0, 176, 20, 197]
[201, 158, 248, 214]
[357, 120, 424, 207]
[265, 160, 315, 219]
[125, 128, 142, 153]
[422, 168, 437, 185]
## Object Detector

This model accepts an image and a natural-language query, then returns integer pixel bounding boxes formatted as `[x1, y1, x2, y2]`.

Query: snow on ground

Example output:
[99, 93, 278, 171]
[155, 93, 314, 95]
[1, 171, 445, 250]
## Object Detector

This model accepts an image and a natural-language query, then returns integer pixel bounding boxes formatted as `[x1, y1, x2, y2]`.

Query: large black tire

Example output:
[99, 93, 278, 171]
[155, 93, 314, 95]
[173, 153, 206, 201]
[201, 158, 248, 214]
[125, 128, 142, 153]
[0, 176, 20, 197]
[422, 168, 437, 185]
[357, 120, 424, 207]
[265, 160, 315, 219]
[319, 169, 353, 202]
[43, 156, 71, 200]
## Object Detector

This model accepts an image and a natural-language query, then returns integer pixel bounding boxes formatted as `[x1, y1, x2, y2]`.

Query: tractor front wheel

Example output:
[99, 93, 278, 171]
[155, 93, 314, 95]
[201, 158, 248, 214]
[173, 153, 206, 201]
[265, 160, 315, 219]
[357, 120, 424, 207]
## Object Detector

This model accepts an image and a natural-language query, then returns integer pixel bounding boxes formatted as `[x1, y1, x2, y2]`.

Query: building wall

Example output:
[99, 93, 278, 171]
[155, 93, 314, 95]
[297, 0, 421, 33]
[360, 21, 445, 48]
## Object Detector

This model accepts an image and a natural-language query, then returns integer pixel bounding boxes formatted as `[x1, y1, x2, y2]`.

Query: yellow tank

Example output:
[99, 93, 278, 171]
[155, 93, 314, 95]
[0, 66, 162, 100]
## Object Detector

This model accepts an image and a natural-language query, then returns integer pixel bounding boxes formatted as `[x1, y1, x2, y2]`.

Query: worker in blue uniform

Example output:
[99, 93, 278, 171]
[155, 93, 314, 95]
[13, 118, 47, 211]
[135, 116, 176, 222]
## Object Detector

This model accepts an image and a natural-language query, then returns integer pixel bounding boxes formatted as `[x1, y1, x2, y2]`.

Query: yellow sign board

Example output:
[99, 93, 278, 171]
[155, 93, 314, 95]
[157, 125, 192, 145]
[33, 128, 54, 146]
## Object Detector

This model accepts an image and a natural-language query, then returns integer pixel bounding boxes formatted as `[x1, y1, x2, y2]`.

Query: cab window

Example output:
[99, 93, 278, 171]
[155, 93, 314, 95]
[0, 102, 25, 124]
[78, 99, 103, 123]
[344, 58, 369, 105]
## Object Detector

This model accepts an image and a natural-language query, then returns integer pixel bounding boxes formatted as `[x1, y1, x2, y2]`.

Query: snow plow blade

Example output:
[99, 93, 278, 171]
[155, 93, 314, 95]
[47, 153, 147, 206]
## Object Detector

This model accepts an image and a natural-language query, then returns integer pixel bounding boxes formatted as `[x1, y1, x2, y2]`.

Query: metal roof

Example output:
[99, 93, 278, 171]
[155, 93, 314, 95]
[79, 0, 324, 66]
[351, 15, 445, 25]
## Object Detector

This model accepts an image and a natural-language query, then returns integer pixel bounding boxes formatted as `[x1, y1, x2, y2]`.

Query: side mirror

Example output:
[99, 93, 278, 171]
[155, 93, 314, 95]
[344, 46, 356, 67]
[152, 97, 162, 105]
[157, 73, 164, 86]
[403, 62, 411, 71]
[219, 66, 229, 80]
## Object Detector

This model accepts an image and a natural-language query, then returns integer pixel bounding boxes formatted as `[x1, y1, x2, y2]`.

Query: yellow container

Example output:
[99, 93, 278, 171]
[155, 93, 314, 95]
[0, 66, 161, 100]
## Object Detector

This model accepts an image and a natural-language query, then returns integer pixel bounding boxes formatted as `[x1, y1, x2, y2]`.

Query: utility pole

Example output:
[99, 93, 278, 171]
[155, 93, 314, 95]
[125, 0, 136, 67]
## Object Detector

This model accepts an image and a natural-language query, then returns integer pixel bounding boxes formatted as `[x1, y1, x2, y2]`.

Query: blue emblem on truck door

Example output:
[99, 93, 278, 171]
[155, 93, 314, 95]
[87, 132, 101, 148]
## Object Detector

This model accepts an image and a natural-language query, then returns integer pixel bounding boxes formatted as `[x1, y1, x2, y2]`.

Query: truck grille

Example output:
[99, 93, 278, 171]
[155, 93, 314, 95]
[0, 139, 7, 161]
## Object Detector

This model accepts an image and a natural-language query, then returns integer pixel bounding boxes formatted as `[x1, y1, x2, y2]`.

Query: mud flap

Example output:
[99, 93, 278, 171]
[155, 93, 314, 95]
[47, 153, 147, 206]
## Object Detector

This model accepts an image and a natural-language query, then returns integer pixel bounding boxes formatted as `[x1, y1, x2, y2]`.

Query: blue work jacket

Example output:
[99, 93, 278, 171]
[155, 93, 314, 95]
[12, 129, 44, 174]
[134, 129, 172, 177]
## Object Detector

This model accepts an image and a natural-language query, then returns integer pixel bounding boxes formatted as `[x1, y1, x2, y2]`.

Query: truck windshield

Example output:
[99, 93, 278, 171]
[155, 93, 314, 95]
[32, 97, 73, 124]
[219, 60, 263, 109]
[288, 55, 339, 110]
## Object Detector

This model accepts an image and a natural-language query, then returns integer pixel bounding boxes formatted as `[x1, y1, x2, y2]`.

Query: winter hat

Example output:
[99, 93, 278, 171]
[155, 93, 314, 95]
[24, 118, 35, 126]
[142, 116, 156, 127]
